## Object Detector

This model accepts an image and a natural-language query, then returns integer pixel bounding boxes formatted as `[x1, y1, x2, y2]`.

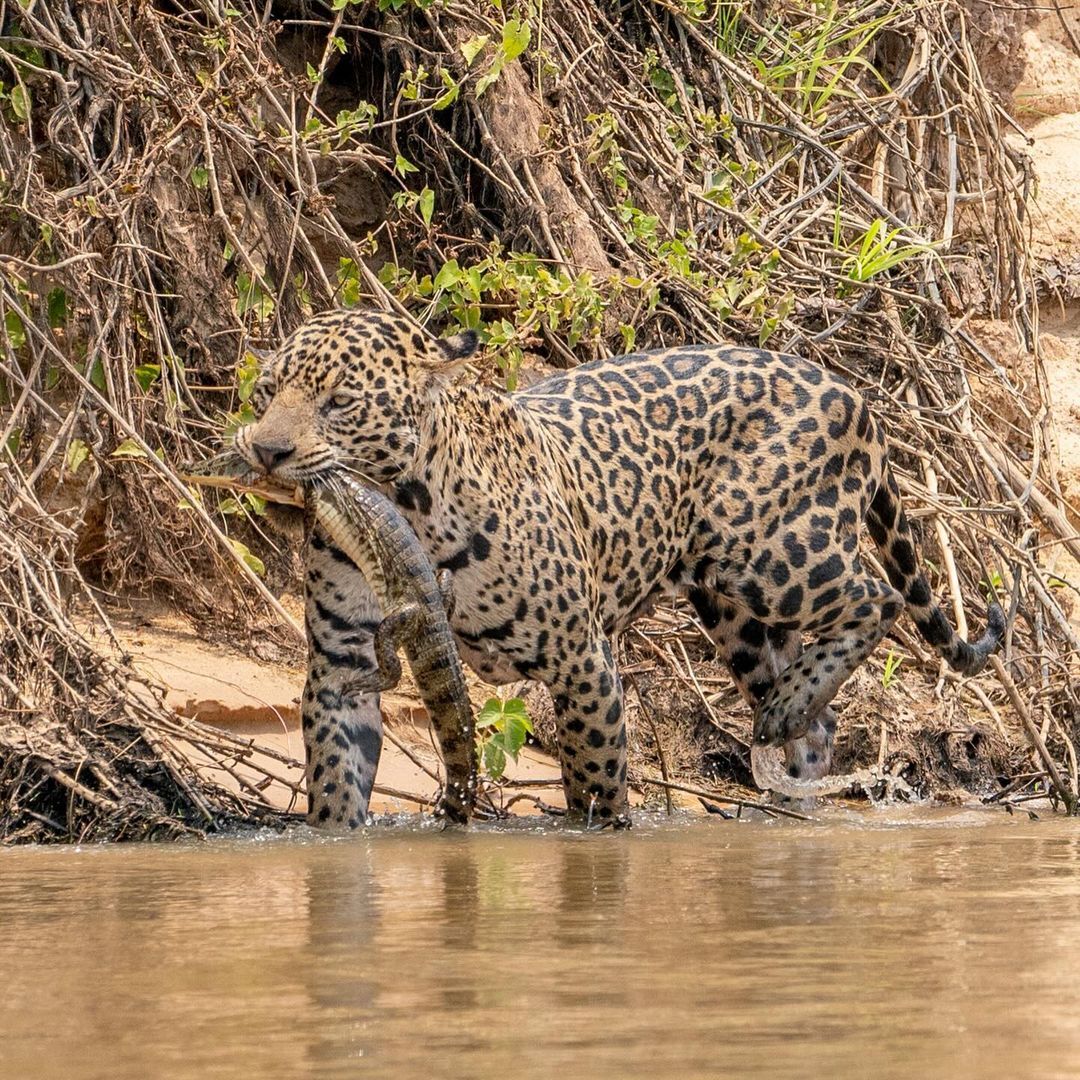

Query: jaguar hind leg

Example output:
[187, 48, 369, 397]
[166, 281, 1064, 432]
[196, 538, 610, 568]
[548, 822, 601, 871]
[755, 575, 904, 747]
[687, 588, 834, 782]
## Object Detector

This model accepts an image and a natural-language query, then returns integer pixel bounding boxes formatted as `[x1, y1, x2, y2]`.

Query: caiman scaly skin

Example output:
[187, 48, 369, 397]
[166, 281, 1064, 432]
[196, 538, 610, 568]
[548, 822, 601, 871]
[183, 450, 476, 826]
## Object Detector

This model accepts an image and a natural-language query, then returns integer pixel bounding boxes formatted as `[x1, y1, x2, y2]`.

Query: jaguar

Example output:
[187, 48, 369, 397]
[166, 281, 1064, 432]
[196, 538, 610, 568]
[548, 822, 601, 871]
[234, 307, 1004, 827]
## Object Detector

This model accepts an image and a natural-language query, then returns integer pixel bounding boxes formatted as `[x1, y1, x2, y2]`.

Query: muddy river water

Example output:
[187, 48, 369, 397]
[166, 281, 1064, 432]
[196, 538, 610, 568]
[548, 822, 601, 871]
[2, 808, 1079, 1079]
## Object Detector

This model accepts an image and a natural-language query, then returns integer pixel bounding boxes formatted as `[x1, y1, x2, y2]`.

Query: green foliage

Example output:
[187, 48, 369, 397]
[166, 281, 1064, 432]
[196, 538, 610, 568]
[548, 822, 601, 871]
[222, 351, 260, 437]
[476, 697, 534, 780]
[111, 437, 147, 459]
[217, 492, 267, 517]
[337, 257, 362, 307]
[881, 649, 904, 691]
[381, 247, 607, 389]
[981, 569, 1005, 605]
[235, 271, 275, 321]
[227, 537, 266, 576]
[5, 310, 26, 350]
[461, 34, 490, 67]
[0, 82, 31, 124]
[747, 1, 895, 122]
[237, 350, 260, 403]
[835, 216, 931, 295]
[392, 186, 436, 228]
[85, 357, 106, 392]
[65, 438, 90, 477]
[46, 288, 68, 328]
[375, 0, 436, 10]
[474, 17, 531, 97]
[586, 112, 628, 194]
[134, 363, 161, 392]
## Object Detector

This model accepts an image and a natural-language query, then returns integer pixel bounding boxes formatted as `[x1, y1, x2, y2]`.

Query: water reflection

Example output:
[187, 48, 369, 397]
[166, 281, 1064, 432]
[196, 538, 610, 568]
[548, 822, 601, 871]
[0, 813, 1078, 1080]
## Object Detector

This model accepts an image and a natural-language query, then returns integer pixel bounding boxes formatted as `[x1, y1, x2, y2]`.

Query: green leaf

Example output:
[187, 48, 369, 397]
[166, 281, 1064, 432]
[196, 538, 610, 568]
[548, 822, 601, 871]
[6, 428, 22, 456]
[111, 437, 147, 459]
[5, 310, 26, 349]
[235, 272, 275, 321]
[394, 154, 419, 176]
[190, 165, 209, 190]
[433, 259, 462, 291]
[461, 34, 490, 66]
[500, 703, 532, 757]
[87, 358, 106, 392]
[476, 699, 505, 728]
[46, 288, 68, 328]
[501, 17, 531, 61]
[134, 362, 161, 391]
[9, 83, 29, 121]
[482, 738, 507, 780]
[65, 438, 90, 477]
[474, 68, 501, 97]
[434, 71, 460, 110]
[476, 697, 532, 768]
[228, 538, 266, 577]
[418, 186, 435, 227]
[237, 351, 260, 403]
[306, 61, 321, 84]
[337, 257, 362, 307]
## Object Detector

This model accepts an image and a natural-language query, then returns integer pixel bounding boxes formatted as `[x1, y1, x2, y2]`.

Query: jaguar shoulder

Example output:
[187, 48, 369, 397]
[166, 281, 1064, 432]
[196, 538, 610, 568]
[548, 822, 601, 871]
[236, 308, 1004, 827]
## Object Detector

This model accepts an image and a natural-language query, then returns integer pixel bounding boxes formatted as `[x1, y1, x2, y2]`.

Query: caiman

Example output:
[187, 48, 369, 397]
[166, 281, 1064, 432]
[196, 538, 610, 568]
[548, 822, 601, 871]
[182, 449, 476, 825]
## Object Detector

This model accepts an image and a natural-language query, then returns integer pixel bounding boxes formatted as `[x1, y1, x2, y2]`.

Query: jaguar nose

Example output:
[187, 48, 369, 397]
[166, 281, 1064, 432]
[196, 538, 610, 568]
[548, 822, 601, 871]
[251, 439, 294, 473]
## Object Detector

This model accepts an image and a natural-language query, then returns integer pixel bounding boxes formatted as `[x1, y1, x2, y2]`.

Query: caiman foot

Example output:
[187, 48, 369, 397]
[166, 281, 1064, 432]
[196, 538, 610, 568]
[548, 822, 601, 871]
[341, 668, 398, 697]
[435, 569, 455, 617]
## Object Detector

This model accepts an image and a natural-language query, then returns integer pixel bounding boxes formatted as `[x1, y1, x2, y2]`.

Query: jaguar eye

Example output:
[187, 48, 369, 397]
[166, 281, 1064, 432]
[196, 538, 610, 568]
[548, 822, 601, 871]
[327, 391, 355, 410]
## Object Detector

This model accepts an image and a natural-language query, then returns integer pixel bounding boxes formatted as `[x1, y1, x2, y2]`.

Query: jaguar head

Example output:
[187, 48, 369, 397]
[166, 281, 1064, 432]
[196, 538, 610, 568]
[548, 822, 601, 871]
[233, 308, 477, 486]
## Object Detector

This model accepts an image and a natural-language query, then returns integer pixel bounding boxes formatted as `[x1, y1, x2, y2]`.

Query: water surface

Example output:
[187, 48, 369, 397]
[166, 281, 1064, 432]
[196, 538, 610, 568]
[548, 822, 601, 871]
[2, 808, 1078, 1079]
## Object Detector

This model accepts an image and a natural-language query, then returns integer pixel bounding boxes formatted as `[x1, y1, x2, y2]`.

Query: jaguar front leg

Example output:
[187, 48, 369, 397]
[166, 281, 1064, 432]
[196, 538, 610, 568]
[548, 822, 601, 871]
[303, 527, 385, 829]
[547, 636, 630, 828]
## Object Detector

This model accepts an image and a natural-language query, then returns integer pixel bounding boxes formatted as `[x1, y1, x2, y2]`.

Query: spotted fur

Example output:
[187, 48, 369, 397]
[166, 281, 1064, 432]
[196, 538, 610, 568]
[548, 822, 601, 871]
[235, 308, 1004, 826]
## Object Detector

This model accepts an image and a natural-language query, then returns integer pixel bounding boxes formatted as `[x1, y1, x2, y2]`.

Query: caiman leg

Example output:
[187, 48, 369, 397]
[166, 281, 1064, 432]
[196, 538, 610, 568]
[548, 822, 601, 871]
[343, 590, 458, 696]
[343, 605, 419, 696]
[302, 524, 384, 829]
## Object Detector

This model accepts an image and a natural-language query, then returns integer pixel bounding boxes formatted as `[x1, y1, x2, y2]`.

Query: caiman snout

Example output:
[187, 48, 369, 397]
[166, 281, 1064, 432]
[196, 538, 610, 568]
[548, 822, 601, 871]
[251, 439, 294, 473]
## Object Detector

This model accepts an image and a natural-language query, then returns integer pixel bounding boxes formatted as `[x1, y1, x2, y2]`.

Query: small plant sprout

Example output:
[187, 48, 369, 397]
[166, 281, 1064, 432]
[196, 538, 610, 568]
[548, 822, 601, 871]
[882, 649, 904, 691]
[476, 697, 534, 781]
[835, 215, 933, 295]
[981, 569, 1004, 605]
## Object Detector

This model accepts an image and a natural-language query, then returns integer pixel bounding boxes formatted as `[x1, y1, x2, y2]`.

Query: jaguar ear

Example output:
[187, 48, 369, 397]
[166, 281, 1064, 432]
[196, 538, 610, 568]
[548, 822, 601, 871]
[438, 330, 479, 361]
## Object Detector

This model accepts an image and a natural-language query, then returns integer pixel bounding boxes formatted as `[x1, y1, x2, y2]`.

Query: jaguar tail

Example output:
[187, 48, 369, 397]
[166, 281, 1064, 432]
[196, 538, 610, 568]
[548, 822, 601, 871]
[866, 465, 1005, 676]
